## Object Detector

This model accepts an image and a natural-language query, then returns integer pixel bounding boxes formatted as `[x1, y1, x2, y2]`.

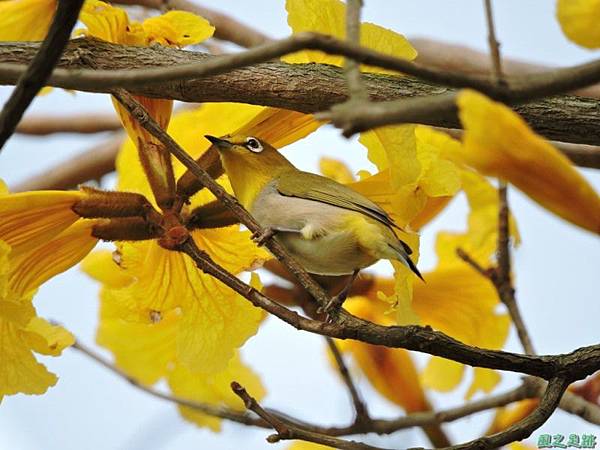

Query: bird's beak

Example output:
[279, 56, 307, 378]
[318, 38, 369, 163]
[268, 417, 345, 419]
[205, 135, 232, 149]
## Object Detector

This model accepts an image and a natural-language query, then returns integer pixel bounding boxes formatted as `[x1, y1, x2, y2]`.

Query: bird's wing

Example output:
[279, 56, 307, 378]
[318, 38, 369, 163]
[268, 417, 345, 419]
[275, 171, 401, 231]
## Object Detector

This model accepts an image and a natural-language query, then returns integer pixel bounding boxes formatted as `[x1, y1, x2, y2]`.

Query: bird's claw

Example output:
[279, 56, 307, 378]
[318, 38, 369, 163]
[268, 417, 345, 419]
[252, 227, 276, 247]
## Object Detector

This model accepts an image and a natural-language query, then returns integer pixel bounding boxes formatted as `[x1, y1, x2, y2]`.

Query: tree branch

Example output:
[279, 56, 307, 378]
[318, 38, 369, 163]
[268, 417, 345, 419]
[231, 382, 391, 450]
[11, 135, 122, 192]
[442, 377, 568, 450]
[326, 337, 371, 425]
[70, 338, 269, 427]
[15, 113, 121, 135]
[0, 0, 85, 151]
[3, 39, 600, 146]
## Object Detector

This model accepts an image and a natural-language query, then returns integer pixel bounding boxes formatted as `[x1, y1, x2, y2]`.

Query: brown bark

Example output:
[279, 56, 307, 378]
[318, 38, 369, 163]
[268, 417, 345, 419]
[1, 40, 600, 146]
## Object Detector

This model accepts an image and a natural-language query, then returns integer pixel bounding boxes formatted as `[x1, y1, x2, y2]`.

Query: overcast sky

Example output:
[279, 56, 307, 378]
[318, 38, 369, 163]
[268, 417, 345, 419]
[1, 1, 599, 449]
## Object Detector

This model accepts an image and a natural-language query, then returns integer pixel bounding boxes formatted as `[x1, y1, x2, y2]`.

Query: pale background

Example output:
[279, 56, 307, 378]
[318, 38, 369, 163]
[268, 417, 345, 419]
[0, 1, 599, 449]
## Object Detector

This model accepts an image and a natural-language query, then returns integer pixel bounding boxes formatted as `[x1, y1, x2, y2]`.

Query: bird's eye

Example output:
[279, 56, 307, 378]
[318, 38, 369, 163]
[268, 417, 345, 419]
[245, 137, 263, 153]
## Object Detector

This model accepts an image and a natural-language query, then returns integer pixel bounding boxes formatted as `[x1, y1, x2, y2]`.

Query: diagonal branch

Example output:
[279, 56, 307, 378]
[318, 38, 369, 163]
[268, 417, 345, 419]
[443, 377, 569, 450]
[70, 338, 268, 427]
[112, 87, 600, 382]
[0, 0, 85, 151]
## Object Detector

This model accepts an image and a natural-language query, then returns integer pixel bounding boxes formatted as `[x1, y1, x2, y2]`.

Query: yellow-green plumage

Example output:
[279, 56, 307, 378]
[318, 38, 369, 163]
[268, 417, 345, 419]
[207, 134, 421, 278]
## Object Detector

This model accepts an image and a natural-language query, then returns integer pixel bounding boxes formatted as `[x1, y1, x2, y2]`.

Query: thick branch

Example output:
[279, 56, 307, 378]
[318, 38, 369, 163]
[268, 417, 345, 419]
[2, 39, 600, 145]
[0, 0, 85, 150]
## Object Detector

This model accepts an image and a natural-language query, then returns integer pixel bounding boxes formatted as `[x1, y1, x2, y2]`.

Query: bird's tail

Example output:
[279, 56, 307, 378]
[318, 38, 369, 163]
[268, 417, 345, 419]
[388, 243, 425, 281]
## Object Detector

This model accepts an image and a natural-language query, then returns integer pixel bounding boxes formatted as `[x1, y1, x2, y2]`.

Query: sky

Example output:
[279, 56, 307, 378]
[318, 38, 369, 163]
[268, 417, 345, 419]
[1, 1, 599, 449]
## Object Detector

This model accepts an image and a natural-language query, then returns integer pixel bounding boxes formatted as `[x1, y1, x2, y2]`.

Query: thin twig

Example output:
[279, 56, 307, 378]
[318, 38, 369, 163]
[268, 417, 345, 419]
[326, 338, 370, 424]
[496, 185, 536, 355]
[0, 0, 85, 151]
[231, 382, 390, 450]
[483, 0, 505, 85]
[69, 337, 600, 435]
[70, 338, 268, 427]
[343, 0, 368, 102]
[482, 0, 535, 356]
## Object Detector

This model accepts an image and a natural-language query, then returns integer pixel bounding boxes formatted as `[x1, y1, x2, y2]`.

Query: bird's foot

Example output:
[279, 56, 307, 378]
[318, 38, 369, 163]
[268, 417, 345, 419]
[320, 269, 360, 317]
[251, 227, 276, 247]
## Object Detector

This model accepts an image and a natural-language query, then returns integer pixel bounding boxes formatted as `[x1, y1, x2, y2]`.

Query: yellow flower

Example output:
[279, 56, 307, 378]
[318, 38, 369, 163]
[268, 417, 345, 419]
[556, 0, 600, 48]
[0, 0, 57, 41]
[356, 125, 461, 228]
[0, 182, 102, 400]
[79, 0, 215, 199]
[283, 0, 417, 73]
[0, 220, 99, 400]
[457, 90, 600, 234]
[83, 103, 320, 427]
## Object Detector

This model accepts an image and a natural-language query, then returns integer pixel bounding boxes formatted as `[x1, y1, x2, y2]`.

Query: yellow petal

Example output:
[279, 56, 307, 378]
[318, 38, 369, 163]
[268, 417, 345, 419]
[421, 357, 464, 392]
[117, 103, 320, 207]
[23, 317, 74, 357]
[142, 10, 214, 47]
[556, 0, 600, 48]
[465, 367, 501, 400]
[486, 398, 538, 434]
[175, 272, 263, 373]
[80, 250, 133, 289]
[413, 266, 509, 349]
[287, 442, 334, 450]
[96, 287, 179, 384]
[111, 95, 173, 149]
[93, 239, 263, 375]
[79, 0, 144, 45]
[319, 157, 356, 184]
[0, 0, 56, 41]
[0, 315, 58, 397]
[0, 190, 85, 258]
[168, 353, 265, 431]
[9, 220, 98, 296]
[356, 125, 461, 227]
[284, 0, 416, 73]
[234, 107, 322, 150]
[457, 89, 600, 234]
[0, 240, 10, 299]
[436, 170, 518, 270]
[193, 228, 269, 273]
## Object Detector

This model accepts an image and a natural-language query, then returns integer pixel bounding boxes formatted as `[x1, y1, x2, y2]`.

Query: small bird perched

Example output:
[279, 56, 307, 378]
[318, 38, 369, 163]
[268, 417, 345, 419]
[205, 134, 423, 288]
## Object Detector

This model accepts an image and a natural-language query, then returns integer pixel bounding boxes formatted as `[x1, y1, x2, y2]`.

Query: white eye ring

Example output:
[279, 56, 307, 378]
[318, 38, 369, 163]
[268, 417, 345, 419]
[245, 137, 263, 153]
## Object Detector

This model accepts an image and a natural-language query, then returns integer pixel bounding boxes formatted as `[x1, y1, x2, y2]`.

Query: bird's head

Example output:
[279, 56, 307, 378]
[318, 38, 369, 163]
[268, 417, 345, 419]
[204, 134, 295, 207]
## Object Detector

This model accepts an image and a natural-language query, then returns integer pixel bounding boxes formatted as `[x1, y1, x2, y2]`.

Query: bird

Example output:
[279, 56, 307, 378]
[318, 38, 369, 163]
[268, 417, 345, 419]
[204, 134, 423, 299]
